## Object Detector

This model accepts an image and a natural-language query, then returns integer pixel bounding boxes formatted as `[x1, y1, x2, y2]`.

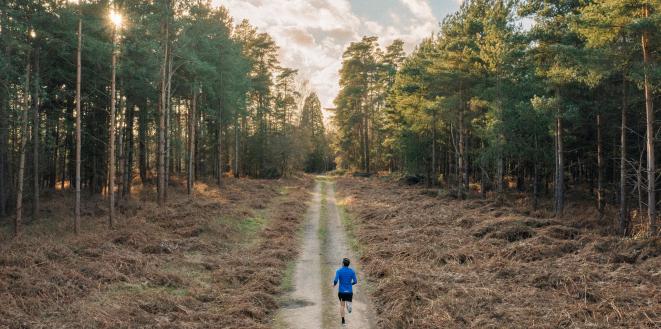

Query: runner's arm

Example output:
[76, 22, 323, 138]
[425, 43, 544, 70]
[351, 271, 357, 285]
[333, 270, 339, 286]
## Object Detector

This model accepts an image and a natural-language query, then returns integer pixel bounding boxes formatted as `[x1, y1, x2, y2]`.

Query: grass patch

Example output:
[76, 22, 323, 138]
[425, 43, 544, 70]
[237, 215, 265, 236]
[280, 261, 296, 293]
[337, 195, 361, 255]
[318, 181, 329, 243]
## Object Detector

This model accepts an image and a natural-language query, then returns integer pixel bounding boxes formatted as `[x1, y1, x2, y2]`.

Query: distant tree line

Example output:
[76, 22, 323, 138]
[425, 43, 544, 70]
[332, 0, 660, 236]
[0, 0, 329, 235]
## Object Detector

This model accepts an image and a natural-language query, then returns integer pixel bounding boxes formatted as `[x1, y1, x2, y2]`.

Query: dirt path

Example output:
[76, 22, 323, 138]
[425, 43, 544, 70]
[276, 178, 376, 329]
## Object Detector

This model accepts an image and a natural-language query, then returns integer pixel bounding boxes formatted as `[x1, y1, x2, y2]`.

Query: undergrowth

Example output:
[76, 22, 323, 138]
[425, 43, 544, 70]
[0, 176, 313, 328]
[337, 176, 661, 329]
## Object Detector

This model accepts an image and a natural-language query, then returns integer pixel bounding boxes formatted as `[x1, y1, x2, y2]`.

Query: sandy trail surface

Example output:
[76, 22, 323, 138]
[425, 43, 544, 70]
[277, 178, 376, 329]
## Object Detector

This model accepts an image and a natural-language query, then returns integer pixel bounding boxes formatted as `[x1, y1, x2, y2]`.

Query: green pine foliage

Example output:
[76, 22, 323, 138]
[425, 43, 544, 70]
[0, 0, 331, 220]
[332, 0, 660, 231]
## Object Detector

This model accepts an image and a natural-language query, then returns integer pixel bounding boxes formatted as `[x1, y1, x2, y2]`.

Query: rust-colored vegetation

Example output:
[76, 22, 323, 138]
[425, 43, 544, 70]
[338, 176, 660, 329]
[0, 177, 312, 328]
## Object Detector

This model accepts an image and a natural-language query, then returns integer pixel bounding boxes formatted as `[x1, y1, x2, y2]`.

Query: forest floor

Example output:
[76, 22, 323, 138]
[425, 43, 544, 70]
[337, 176, 661, 329]
[0, 176, 312, 329]
[274, 177, 376, 329]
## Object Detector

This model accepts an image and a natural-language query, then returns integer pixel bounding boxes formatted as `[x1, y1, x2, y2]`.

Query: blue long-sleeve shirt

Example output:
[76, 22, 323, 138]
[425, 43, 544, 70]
[333, 267, 357, 293]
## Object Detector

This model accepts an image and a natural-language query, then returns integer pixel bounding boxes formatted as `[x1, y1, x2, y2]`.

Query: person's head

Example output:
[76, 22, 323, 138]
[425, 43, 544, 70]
[342, 258, 350, 267]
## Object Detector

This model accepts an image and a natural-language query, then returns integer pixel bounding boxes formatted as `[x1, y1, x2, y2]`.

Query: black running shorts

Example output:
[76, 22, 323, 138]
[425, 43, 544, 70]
[338, 292, 353, 302]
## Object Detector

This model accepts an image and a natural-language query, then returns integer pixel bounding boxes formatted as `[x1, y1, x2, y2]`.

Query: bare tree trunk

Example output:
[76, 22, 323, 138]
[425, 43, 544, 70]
[117, 91, 126, 199]
[554, 88, 565, 217]
[165, 40, 173, 198]
[48, 115, 57, 189]
[365, 114, 370, 174]
[108, 32, 117, 229]
[234, 110, 239, 178]
[458, 99, 466, 198]
[123, 104, 134, 197]
[620, 75, 628, 235]
[16, 58, 31, 237]
[638, 154, 644, 219]
[188, 90, 197, 196]
[217, 100, 223, 187]
[363, 114, 369, 173]
[480, 141, 487, 198]
[496, 156, 504, 199]
[431, 109, 437, 186]
[74, 17, 82, 234]
[32, 47, 40, 220]
[597, 113, 604, 220]
[533, 135, 539, 210]
[495, 75, 503, 201]
[0, 88, 7, 217]
[138, 104, 147, 184]
[642, 4, 656, 236]
[61, 124, 67, 191]
[157, 13, 168, 206]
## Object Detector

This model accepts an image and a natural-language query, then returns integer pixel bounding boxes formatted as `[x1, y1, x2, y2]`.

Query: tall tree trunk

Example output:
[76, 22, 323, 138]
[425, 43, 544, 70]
[48, 108, 56, 189]
[16, 58, 31, 236]
[496, 75, 504, 201]
[363, 99, 370, 173]
[122, 104, 135, 198]
[554, 88, 564, 217]
[188, 91, 197, 196]
[642, 4, 656, 236]
[32, 47, 40, 220]
[241, 116, 247, 176]
[480, 141, 487, 198]
[458, 98, 466, 198]
[62, 117, 69, 191]
[0, 85, 7, 217]
[359, 114, 365, 171]
[234, 110, 239, 178]
[165, 40, 173, 198]
[365, 115, 370, 173]
[638, 152, 644, 220]
[117, 92, 126, 198]
[533, 135, 539, 210]
[432, 109, 437, 186]
[597, 113, 604, 220]
[496, 156, 504, 203]
[157, 26, 168, 206]
[0, 29, 7, 217]
[138, 104, 148, 184]
[175, 102, 181, 174]
[620, 75, 628, 235]
[108, 33, 117, 229]
[73, 0, 83, 235]
[217, 101, 223, 187]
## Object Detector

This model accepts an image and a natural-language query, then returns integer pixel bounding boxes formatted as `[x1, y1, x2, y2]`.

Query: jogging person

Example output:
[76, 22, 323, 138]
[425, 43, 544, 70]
[333, 258, 357, 326]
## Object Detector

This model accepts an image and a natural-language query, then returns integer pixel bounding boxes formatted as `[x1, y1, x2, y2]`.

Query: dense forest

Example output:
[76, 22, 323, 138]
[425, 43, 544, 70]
[333, 0, 661, 237]
[0, 0, 330, 236]
[1, 1, 659, 328]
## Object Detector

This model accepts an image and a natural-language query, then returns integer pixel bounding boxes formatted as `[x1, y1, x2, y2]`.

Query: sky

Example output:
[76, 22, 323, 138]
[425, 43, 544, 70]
[212, 0, 463, 110]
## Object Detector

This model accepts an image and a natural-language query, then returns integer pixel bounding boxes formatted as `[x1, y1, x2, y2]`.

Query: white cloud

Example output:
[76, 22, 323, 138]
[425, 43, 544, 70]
[399, 0, 436, 22]
[213, 0, 439, 113]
